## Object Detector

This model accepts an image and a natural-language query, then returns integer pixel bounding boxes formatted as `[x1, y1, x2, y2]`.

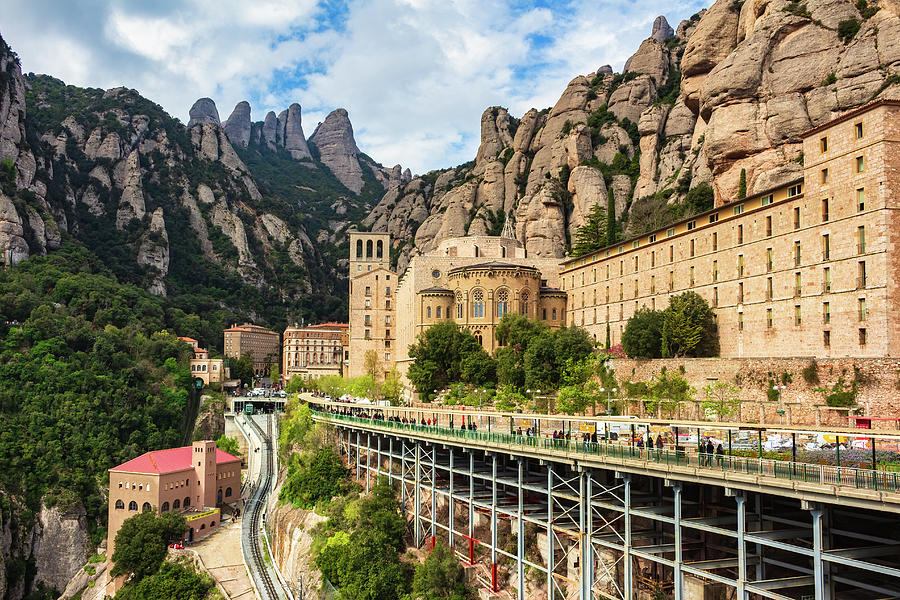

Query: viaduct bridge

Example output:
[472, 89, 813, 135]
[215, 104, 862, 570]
[306, 398, 900, 600]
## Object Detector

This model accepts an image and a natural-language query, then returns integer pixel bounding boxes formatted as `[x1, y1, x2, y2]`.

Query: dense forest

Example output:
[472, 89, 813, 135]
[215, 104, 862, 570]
[0, 244, 219, 549]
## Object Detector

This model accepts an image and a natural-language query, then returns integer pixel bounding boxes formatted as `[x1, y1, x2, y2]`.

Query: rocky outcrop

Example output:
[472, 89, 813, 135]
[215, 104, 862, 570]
[137, 207, 170, 295]
[262, 111, 278, 149]
[223, 101, 252, 147]
[212, 200, 255, 269]
[187, 98, 220, 127]
[309, 109, 365, 194]
[267, 498, 327, 597]
[281, 103, 312, 160]
[114, 150, 146, 229]
[31, 502, 91, 594]
[651, 15, 675, 42]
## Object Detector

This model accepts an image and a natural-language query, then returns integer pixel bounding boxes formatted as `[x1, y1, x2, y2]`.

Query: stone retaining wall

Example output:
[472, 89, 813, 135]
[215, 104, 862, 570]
[610, 356, 900, 426]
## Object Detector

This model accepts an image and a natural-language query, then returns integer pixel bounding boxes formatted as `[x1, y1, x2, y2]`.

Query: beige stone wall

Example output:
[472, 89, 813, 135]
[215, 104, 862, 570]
[610, 356, 900, 426]
[561, 102, 900, 359]
[348, 267, 396, 379]
[283, 326, 345, 381]
[190, 358, 225, 385]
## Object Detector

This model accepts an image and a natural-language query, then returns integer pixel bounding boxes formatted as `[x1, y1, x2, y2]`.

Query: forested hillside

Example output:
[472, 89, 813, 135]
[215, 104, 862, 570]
[0, 245, 214, 598]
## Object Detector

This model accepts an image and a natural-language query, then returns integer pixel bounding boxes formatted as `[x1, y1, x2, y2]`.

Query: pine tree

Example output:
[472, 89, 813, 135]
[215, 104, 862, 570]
[572, 202, 608, 257]
[738, 168, 747, 199]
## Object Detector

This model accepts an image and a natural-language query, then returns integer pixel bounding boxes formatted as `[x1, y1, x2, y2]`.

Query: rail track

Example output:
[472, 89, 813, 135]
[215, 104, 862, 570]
[242, 413, 279, 600]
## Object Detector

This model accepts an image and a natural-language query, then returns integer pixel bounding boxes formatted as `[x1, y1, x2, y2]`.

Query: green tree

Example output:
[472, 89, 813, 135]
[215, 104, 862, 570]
[701, 381, 742, 421]
[363, 349, 380, 377]
[738, 168, 747, 199]
[413, 541, 474, 600]
[661, 292, 719, 358]
[494, 314, 548, 389]
[622, 308, 664, 359]
[230, 352, 254, 385]
[316, 374, 347, 399]
[115, 562, 213, 600]
[572, 202, 608, 257]
[111, 512, 189, 581]
[408, 322, 493, 397]
[381, 367, 404, 405]
[493, 384, 526, 411]
[280, 447, 349, 508]
[216, 435, 241, 458]
[684, 182, 714, 214]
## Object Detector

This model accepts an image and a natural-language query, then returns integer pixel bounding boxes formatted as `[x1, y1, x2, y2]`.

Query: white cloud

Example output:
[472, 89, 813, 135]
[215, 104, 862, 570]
[0, 0, 708, 174]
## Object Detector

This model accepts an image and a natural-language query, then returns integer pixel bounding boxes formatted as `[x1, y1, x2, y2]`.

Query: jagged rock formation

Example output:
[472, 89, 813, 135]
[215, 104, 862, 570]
[364, 0, 900, 268]
[187, 97, 220, 127]
[223, 101, 252, 147]
[308, 108, 366, 193]
[281, 103, 312, 160]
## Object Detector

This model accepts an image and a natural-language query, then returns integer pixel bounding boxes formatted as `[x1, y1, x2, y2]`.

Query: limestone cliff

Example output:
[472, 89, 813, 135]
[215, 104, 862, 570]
[365, 1, 900, 268]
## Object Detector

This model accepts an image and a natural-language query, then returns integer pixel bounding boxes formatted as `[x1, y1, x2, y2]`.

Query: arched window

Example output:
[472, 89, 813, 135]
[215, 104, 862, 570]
[115, 500, 125, 510]
[475, 333, 483, 346]
[376, 240, 383, 258]
[211, 521, 216, 527]
[472, 289, 485, 318]
[217, 489, 223, 504]
[456, 291, 464, 319]
[356, 239, 363, 258]
[184, 497, 191, 508]
[161, 502, 170, 512]
[520, 290, 530, 316]
[128, 501, 138, 511]
[200, 524, 206, 530]
[142, 502, 152, 512]
[173, 499, 181, 509]
[225, 487, 232, 498]
[366, 239, 373, 258]
[436, 306, 442, 319]
[497, 288, 509, 317]
[426, 306, 432, 319]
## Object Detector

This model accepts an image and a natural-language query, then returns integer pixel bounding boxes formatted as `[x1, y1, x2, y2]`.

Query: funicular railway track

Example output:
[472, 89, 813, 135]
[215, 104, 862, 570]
[242, 414, 279, 600]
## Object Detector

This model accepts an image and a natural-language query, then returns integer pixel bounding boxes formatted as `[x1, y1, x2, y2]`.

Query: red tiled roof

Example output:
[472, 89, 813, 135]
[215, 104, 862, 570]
[309, 322, 348, 329]
[177, 336, 198, 342]
[111, 447, 240, 474]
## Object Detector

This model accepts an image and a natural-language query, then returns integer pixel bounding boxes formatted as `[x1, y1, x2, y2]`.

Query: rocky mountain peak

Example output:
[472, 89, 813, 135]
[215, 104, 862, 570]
[223, 101, 252, 147]
[282, 103, 312, 160]
[308, 108, 364, 193]
[187, 98, 220, 127]
[651, 16, 675, 42]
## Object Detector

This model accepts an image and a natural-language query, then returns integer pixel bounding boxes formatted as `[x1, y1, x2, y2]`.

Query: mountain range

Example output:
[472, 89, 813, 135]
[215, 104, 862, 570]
[3, 0, 900, 347]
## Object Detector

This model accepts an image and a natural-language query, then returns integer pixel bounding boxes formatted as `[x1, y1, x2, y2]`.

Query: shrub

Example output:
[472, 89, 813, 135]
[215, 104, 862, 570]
[838, 18, 861, 43]
[802, 360, 820, 385]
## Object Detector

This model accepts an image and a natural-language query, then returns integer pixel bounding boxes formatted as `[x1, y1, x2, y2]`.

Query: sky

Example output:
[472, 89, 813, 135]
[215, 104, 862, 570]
[2, 0, 709, 175]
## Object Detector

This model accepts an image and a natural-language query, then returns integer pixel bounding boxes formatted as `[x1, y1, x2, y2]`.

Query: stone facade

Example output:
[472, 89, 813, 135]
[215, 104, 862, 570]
[223, 323, 281, 377]
[106, 441, 240, 558]
[560, 100, 900, 360]
[282, 322, 348, 381]
[179, 336, 228, 386]
[348, 232, 395, 379]
[611, 356, 900, 426]
[386, 233, 566, 389]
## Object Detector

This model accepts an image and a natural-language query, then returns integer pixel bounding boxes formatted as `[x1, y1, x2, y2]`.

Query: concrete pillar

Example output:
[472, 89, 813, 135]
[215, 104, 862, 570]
[812, 507, 827, 600]
[415, 443, 421, 547]
[623, 475, 633, 600]
[736, 495, 747, 600]
[586, 470, 594, 600]
[449, 448, 455, 549]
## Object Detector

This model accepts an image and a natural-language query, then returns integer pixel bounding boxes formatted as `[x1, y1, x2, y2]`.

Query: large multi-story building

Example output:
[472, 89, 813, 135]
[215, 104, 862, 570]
[560, 99, 900, 359]
[282, 322, 349, 381]
[349, 227, 568, 383]
[106, 441, 241, 558]
[223, 323, 280, 377]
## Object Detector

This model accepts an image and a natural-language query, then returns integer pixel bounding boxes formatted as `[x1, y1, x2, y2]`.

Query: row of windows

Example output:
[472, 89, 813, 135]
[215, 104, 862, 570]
[118, 481, 151, 492]
[191, 363, 219, 372]
[572, 255, 868, 310]
[565, 188, 871, 290]
[364, 285, 391, 296]
[818, 120, 865, 154]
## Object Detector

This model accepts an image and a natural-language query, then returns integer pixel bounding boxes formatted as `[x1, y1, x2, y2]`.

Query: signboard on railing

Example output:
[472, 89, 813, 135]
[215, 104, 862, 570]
[186, 509, 219, 521]
[578, 423, 596, 434]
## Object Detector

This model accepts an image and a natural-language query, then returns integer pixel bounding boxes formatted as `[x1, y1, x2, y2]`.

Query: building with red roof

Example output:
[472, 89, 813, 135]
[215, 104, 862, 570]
[106, 441, 241, 557]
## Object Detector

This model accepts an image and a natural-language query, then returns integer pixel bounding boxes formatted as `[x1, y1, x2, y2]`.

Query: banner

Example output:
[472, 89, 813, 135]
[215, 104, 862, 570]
[186, 508, 219, 521]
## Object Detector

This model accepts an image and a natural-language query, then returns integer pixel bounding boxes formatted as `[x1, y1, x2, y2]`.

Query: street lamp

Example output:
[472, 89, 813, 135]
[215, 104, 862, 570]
[773, 384, 786, 423]
[600, 387, 618, 415]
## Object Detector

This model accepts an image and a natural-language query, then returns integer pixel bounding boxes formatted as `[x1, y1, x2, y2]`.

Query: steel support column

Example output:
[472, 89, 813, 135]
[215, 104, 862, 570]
[449, 448, 455, 549]
[491, 454, 498, 576]
[366, 433, 371, 493]
[356, 432, 361, 481]
[389, 437, 394, 483]
[415, 442, 422, 547]
[812, 507, 826, 600]
[547, 464, 554, 600]
[376, 435, 382, 483]
[673, 484, 683, 600]
[431, 445, 436, 542]
[623, 475, 633, 600]
[518, 459, 525, 600]
[586, 470, 594, 600]
[737, 494, 747, 600]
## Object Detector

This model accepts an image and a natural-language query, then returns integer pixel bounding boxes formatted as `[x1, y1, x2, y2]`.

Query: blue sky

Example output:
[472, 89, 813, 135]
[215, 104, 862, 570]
[2, 0, 709, 174]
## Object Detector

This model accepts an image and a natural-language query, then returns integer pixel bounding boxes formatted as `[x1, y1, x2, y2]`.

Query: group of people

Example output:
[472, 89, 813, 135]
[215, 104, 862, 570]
[699, 438, 726, 465]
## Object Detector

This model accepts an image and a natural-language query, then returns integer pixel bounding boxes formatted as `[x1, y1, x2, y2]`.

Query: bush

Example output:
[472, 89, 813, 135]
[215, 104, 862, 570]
[802, 361, 819, 385]
[838, 18, 861, 43]
[622, 308, 664, 359]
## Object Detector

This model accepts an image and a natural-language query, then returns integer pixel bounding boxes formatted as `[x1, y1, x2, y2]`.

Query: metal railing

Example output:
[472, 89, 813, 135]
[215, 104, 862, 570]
[313, 410, 900, 494]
